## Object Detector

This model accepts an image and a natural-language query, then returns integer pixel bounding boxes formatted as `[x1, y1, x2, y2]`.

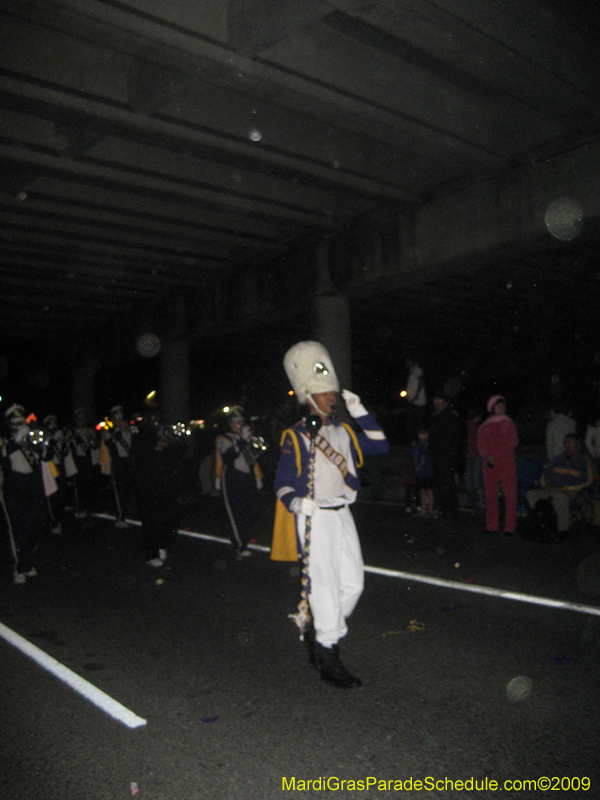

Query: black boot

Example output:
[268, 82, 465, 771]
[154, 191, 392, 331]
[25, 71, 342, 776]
[304, 624, 319, 669]
[314, 643, 362, 688]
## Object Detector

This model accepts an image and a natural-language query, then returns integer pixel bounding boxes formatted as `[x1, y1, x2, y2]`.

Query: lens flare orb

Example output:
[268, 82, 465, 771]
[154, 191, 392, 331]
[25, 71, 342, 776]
[506, 675, 533, 702]
[544, 197, 583, 241]
[135, 333, 161, 358]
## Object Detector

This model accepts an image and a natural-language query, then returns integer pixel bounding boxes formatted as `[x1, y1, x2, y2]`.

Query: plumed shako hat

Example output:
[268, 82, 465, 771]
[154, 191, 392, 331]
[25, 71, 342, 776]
[5, 403, 26, 422]
[227, 405, 245, 421]
[283, 341, 339, 404]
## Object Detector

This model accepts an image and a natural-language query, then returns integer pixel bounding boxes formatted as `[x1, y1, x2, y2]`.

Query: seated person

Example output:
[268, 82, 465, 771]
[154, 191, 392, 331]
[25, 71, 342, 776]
[526, 434, 593, 534]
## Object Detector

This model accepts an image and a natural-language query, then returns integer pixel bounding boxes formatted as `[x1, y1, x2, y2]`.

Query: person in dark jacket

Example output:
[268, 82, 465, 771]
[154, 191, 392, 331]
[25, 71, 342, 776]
[132, 413, 183, 567]
[428, 390, 461, 523]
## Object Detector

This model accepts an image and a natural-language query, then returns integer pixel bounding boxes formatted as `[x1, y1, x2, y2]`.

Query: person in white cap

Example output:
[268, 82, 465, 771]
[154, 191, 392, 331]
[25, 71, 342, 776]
[271, 341, 389, 688]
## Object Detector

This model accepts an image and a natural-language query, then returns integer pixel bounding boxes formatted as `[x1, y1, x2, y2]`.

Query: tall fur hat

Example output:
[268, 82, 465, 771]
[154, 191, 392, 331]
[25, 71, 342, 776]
[283, 341, 339, 404]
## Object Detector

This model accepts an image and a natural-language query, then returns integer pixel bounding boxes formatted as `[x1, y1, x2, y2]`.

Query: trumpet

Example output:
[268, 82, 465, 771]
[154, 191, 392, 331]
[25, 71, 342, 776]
[27, 428, 49, 453]
[170, 422, 191, 437]
[158, 422, 191, 442]
[248, 434, 268, 453]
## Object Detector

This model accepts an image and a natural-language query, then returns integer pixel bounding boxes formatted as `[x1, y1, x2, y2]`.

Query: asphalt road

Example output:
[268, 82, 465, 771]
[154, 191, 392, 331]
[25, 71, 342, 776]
[1, 494, 600, 800]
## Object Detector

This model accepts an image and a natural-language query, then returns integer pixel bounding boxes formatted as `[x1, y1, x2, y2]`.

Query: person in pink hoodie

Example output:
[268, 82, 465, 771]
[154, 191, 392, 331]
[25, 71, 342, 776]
[477, 395, 518, 534]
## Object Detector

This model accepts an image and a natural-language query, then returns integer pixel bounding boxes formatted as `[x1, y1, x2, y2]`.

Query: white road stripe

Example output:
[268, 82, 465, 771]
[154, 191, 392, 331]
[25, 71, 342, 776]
[177, 528, 270, 552]
[89, 513, 600, 616]
[364, 565, 600, 617]
[0, 622, 147, 729]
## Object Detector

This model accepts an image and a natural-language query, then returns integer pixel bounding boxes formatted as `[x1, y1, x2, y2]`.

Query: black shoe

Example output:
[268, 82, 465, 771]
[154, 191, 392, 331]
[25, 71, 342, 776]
[314, 643, 362, 688]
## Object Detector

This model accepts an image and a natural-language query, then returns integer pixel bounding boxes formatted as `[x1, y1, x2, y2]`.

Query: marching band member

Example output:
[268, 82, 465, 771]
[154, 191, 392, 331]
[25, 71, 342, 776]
[101, 405, 133, 528]
[43, 414, 78, 534]
[70, 407, 100, 519]
[215, 406, 263, 559]
[271, 342, 389, 688]
[1, 404, 57, 584]
[132, 412, 183, 567]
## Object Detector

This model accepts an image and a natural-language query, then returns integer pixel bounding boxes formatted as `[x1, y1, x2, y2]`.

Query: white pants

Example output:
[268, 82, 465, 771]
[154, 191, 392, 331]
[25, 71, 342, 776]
[297, 506, 364, 648]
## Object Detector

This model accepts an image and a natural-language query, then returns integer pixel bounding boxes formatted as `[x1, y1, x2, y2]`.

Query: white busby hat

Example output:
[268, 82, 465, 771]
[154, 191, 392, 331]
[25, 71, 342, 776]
[283, 341, 339, 404]
[226, 405, 245, 421]
[5, 403, 26, 422]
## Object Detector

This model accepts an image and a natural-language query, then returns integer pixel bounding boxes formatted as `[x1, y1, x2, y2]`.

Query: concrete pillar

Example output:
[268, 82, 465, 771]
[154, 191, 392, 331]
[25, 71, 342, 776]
[311, 240, 352, 390]
[72, 365, 96, 421]
[312, 294, 352, 391]
[159, 340, 190, 424]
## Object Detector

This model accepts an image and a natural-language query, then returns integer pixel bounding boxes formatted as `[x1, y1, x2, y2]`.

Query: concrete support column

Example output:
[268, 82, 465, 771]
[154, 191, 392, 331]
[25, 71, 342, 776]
[311, 240, 352, 390]
[159, 340, 190, 424]
[312, 294, 352, 391]
[72, 365, 96, 421]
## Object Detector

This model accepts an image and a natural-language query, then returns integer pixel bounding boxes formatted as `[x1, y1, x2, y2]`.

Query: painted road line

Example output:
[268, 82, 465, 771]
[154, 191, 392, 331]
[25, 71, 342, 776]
[0, 622, 147, 729]
[364, 565, 600, 617]
[90, 513, 600, 617]
[177, 528, 270, 552]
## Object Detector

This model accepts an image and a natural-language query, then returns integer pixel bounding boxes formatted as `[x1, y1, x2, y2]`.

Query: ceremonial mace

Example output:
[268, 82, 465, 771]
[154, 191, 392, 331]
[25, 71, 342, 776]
[288, 413, 322, 640]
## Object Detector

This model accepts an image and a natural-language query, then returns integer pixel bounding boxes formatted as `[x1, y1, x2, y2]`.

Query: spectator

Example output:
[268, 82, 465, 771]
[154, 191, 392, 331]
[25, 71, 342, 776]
[465, 408, 483, 511]
[428, 389, 461, 523]
[477, 395, 518, 535]
[584, 413, 600, 469]
[404, 355, 427, 444]
[526, 434, 592, 536]
[411, 428, 434, 517]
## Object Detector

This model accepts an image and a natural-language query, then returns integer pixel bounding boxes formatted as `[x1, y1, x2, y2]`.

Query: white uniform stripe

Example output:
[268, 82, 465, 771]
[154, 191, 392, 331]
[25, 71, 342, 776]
[0, 622, 146, 729]
[363, 430, 386, 439]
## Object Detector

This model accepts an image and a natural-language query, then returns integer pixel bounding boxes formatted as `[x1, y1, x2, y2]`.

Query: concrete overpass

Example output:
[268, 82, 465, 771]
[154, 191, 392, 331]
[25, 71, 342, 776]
[1, 0, 599, 419]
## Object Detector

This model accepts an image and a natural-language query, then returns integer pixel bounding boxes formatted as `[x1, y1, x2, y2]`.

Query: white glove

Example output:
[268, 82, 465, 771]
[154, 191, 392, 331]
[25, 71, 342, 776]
[341, 389, 369, 419]
[290, 497, 317, 516]
[241, 425, 252, 440]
